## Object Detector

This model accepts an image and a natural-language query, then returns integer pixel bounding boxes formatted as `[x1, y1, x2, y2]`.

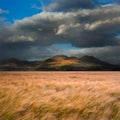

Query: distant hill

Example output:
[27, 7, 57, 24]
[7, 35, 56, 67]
[0, 58, 35, 71]
[0, 55, 120, 71]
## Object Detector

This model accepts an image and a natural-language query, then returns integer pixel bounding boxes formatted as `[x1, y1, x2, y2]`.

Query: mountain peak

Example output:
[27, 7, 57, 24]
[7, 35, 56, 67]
[45, 55, 69, 62]
[0, 55, 119, 71]
[80, 55, 108, 65]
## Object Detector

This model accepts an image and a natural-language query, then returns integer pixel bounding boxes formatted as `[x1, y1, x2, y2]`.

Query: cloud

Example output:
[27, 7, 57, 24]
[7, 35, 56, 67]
[0, 8, 9, 14]
[117, 0, 120, 3]
[68, 45, 120, 64]
[32, 4, 41, 10]
[56, 23, 81, 35]
[0, 2, 120, 62]
[45, 0, 98, 11]
[2, 6, 120, 47]
[0, 42, 64, 60]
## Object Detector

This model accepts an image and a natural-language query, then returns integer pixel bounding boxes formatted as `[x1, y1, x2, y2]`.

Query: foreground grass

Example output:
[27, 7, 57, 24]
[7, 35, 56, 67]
[0, 72, 120, 120]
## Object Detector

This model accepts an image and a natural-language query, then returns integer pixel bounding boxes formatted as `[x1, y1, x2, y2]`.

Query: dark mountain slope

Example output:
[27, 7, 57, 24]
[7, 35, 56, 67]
[0, 56, 119, 71]
[0, 58, 35, 71]
[35, 55, 117, 71]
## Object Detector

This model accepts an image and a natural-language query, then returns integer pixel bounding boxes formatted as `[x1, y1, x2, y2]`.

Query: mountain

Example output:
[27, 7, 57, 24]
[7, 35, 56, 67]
[35, 55, 113, 71]
[0, 55, 120, 71]
[0, 58, 35, 71]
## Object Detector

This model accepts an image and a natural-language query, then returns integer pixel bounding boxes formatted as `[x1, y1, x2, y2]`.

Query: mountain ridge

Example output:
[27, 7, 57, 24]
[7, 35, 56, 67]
[0, 55, 120, 71]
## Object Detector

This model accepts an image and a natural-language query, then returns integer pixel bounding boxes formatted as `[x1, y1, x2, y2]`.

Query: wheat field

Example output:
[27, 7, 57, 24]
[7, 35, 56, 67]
[0, 72, 120, 120]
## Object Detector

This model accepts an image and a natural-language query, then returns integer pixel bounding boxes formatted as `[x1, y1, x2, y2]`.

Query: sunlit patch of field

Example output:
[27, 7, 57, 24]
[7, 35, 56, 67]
[0, 72, 120, 120]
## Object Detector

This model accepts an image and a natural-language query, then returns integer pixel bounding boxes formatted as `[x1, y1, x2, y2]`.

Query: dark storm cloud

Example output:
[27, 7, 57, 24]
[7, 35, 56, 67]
[0, 12, 66, 60]
[1, 7, 120, 48]
[0, 40, 64, 60]
[117, 0, 120, 3]
[55, 6, 120, 47]
[69, 45, 120, 64]
[46, 0, 98, 11]
[0, 2, 120, 62]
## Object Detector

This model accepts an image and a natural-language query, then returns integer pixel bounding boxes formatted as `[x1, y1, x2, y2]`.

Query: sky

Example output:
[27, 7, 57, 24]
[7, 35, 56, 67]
[0, 0, 120, 63]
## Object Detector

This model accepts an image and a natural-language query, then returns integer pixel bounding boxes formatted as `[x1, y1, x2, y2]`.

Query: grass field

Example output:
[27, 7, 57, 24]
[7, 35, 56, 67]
[0, 72, 120, 120]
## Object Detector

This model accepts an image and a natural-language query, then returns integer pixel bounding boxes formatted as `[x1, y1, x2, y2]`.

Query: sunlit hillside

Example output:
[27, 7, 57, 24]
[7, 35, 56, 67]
[0, 72, 120, 120]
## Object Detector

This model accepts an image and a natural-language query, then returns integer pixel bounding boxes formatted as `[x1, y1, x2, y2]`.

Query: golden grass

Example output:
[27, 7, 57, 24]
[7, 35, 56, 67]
[0, 72, 120, 120]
